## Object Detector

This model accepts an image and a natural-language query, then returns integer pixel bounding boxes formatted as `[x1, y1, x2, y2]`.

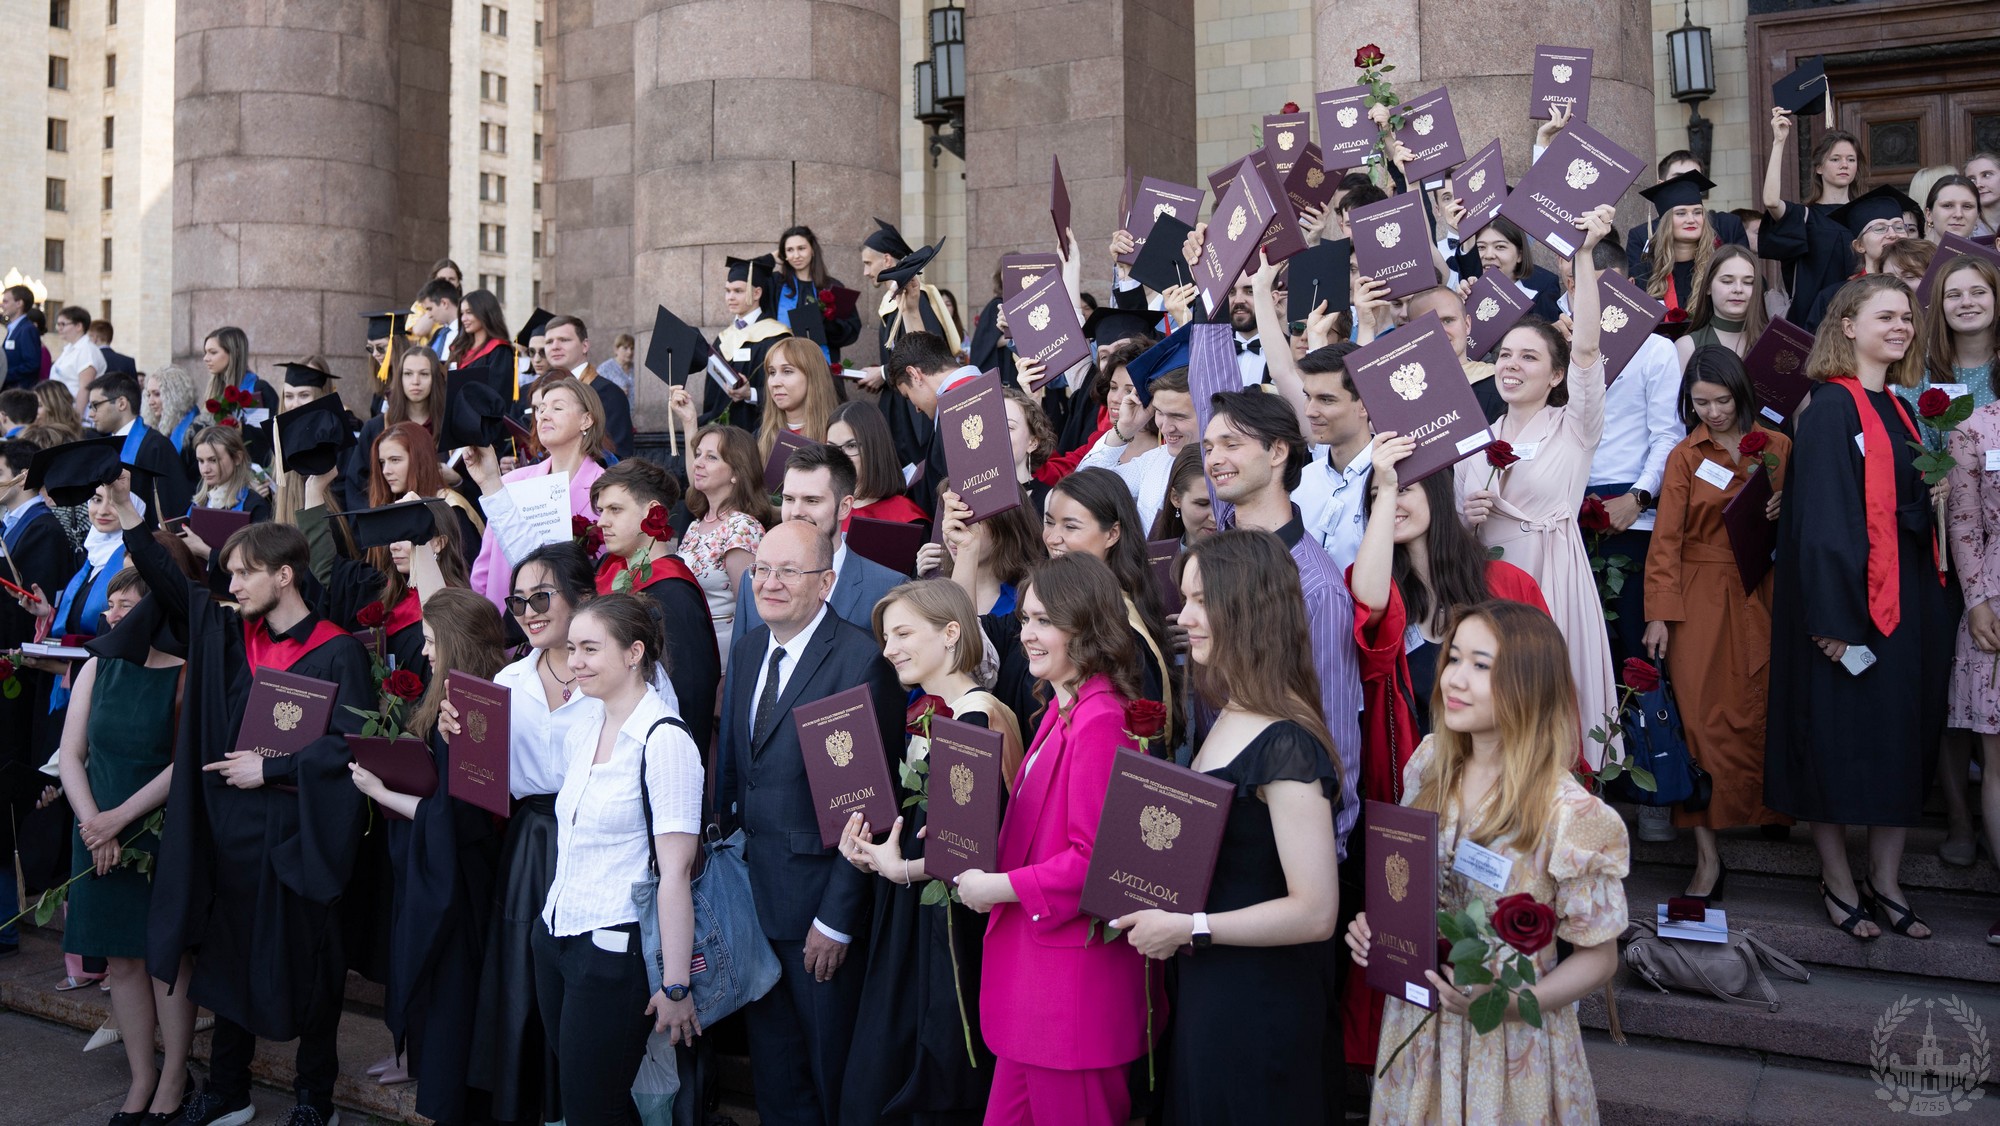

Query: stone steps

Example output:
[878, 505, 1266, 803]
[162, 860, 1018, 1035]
[1618, 815, 2000, 896]
[1583, 1032, 1980, 1124]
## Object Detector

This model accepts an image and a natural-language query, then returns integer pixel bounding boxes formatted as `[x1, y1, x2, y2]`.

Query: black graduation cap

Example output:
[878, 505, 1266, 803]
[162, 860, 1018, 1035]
[268, 393, 356, 477]
[84, 594, 185, 663]
[27, 437, 123, 506]
[1638, 170, 1718, 214]
[437, 371, 509, 450]
[1285, 239, 1353, 323]
[645, 305, 708, 387]
[348, 499, 455, 549]
[280, 361, 336, 390]
[1772, 55, 1828, 117]
[1129, 215, 1197, 293]
[514, 307, 554, 348]
[864, 218, 913, 259]
[726, 254, 777, 289]
[1829, 185, 1920, 238]
[1123, 325, 1192, 405]
[879, 238, 945, 286]
[1082, 307, 1157, 348]
[362, 309, 412, 343]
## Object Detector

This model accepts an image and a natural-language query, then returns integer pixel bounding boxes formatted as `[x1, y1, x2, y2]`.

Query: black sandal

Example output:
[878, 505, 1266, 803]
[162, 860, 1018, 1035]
[1821, 881, 1878, 942]
[1863, 879, 1932, 940]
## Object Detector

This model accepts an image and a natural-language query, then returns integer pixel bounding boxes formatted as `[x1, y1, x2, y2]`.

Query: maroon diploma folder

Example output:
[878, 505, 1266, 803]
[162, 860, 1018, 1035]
[920, 716, 1006, 884]
[1080, 750, 1234, 922]
[1722, 464, 1778, 593]
[235, 669, 339, 761]
[1315, 84, 1378, 172]
[1348, 193, 1438, 301]
[1051, 155, 1072, 251]
[1743, 317, 1815, 427]
[1391, 86, 1466, 183]
[1530, 45, 1593, 121]
[762, 428, 816, 492]
[1363, 800, 1441, 1010]
[1246, 150, 1310, 264]
[447, 672, 512, 817]
[1002, 271, 1089, 389]
[1498, 120, 1643, 257]
[935, 370, 1022, 523]
[347, 736, 436, 820]
[1346, 312, 1495, 484]
[1121, 178, 1205, 266]
[189, 507, 251, 554]
[792, 685, 899, 847]
[1262, 111, 1313, 178]
[1284, 143, 1338, 216]
[1195, 163, 1281, 314]
[999, 253, 1063, 299]
[1595, 270, 1669, 382]
[846, 516, 930, 576]
[1462, 268, 1534, 359]
[1916, 233, 2000, 308]
[1147, 538, 1185, 616]
[1450, 139, 1508, 238]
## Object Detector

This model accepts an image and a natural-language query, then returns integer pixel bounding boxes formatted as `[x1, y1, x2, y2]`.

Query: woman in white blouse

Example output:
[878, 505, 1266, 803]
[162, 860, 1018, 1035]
[52, 305, 105, 416]
[533, 592, 703, 1126]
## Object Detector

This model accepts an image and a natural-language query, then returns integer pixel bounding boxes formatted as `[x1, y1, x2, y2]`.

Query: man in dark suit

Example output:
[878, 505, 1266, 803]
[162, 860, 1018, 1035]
[84, 373, 195, 520]
[715, 520, 903, 1126]
[541, 314, 635, 458]
[734, 443, 903, 635]
[2, 286, 40, 390]
[88, 321, 136, 376]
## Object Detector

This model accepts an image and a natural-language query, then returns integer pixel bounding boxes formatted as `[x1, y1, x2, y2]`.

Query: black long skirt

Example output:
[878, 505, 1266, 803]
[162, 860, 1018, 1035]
[465, 795, 559, 1122]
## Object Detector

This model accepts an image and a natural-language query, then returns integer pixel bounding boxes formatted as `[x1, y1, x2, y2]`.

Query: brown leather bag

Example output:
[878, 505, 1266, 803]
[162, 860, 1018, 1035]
[1623, 919, 1810, 1011]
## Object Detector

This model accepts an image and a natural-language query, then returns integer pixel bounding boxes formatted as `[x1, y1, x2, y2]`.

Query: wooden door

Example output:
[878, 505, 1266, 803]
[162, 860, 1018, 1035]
[1827, 51, 2000, 189]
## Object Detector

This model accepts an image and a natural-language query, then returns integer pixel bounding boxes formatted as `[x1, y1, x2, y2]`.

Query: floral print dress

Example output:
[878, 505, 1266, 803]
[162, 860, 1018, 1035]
[1371, 736, 1631, 1126]
[675, 509, 763, 655]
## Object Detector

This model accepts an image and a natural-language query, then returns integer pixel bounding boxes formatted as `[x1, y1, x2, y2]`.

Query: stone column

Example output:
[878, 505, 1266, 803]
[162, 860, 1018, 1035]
[964, 0, 1198, 307]
[1313, 0, 1656, 231]
[173, 0, 411, 402]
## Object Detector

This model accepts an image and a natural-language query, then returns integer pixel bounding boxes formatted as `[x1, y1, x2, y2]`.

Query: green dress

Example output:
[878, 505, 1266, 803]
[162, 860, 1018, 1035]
[63, 660, 180, 959]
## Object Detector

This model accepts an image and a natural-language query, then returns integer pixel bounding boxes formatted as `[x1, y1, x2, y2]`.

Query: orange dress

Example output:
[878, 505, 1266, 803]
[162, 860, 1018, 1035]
[1643, 424, 1794, 830]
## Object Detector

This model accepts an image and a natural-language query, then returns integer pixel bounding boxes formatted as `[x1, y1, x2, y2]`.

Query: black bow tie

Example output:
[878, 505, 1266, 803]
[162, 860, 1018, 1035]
[1235, 339, 1262, 356]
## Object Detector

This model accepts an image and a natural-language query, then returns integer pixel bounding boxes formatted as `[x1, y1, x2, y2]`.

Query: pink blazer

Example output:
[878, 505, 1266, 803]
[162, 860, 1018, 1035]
[979, 675, 1149, 1071]
[469, 457, 605, 609]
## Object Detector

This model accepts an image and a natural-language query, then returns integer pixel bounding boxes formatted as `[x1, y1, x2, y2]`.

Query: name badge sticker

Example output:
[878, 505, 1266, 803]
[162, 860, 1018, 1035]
[1933, 383, 1969, 399]
[1455, 428, 1494, 456]
[1512, 442, 1541, 462]
[1452, 839, 1514, 891]
[1760, 405, 1784, 425]
[1855, 433, 1866, 455]
[1694, 458, 1736, 491]
[1984, 449, 2000, 472]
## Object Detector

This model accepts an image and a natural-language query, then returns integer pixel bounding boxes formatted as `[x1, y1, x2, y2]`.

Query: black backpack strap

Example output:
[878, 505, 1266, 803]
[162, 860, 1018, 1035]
[637, 714, 694, 878]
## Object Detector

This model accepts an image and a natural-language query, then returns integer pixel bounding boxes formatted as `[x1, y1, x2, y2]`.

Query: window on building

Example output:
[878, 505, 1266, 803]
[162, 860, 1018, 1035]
[45, 240, 64, 274]
[533, 227, 542, 258]
[50, 0, 68, 29]
[49, 56, 67, 89]
[480, 224, 507, 254]
[534, 84, 543, 112]
[46, 179, 66, 212]
[532, 132, 542, 160]
[106, 0, 115, 24]
[533, 20, 542, 45]
[480, 172, 506, 202]
[481, 274, 507, 303]
[103, 115, 112, 148]
[496, 75, 506, 103]
[495, 7, 507, 35]
[101, 238, 111, 272]
[101, 175, 111, 209]
[532, 280, 542, 307]
[100, 299, 110, 321]
[532, 181, 541, 210]
[104, 54, 114, 87]
[47, 118, 67, 151]
[481, 71, 492, 100]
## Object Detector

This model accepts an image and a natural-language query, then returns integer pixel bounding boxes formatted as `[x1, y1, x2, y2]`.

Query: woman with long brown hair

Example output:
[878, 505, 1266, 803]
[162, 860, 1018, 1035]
[1766, 275, 1954, 941]
[1641, 171, 1719, 317]
[347, 346, 451, 509]
[198, 325, 278, 420]
[677, 423, 774, 654]
[1676, 245, 1770, 367]
[753, 336, 842, 465]
[347, 587, 510, 1126]
[1044, 467, 1175, 741]
[1111, 530, 1341, 1123]
[1347, 600, 1629, 1122]
[1760, 109, 1868, 329]
[828, 400, 927, 526]
[370, 420, 486, 558]
[776, 224, 863, 361]
[448, 287, 517, 402]
[33, 379, 83, 440]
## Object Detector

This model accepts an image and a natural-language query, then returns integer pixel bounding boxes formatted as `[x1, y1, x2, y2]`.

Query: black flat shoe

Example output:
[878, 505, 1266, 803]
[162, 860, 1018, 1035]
[1821, 881, 1878, 942]
[1863, 879, 1932, 940]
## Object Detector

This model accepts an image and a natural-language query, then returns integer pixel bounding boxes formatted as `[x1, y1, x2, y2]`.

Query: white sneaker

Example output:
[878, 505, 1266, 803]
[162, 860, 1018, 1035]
[1636, 804, 1677, 842]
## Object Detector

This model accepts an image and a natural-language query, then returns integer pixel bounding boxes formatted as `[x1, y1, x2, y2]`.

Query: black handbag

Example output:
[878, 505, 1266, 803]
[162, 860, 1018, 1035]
[1607, 671, 1711, 811]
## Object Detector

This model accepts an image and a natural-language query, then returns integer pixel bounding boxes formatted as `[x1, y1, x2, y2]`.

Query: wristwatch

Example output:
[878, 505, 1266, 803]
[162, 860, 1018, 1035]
[663, 983, 690, 1002]
[1190, 912, 1213, 950]
[1631, 489, 1655, 510]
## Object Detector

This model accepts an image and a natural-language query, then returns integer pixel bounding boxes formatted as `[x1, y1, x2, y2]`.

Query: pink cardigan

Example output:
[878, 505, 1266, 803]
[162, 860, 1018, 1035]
[468, 457, 606, 609]
[979, 675, 1150, 1071]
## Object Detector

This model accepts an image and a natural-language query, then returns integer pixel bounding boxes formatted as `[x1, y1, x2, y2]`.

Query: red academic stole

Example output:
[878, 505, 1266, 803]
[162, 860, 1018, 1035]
[595, 552, 698, 596]
[244, 618, 349, 673]
[1829, 375, 1940, 636]
[383, 590, 423, 637]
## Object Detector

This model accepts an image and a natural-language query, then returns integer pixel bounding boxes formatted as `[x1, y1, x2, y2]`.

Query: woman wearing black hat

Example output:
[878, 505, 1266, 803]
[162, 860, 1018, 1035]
[1641, 171, 1722, 319]
[860, 219, 959, 467]
[1802, 185, 1923, 328]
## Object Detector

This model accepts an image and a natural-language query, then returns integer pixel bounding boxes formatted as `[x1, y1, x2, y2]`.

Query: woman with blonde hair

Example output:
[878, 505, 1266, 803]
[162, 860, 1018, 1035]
[753, 335, 842, 466]
[141, 365, 202, 452]
[464, 375, 612, 610]
[1348, 600, 1628, 1123]
[1676, 245, 1770, 367]
[1766, 275, 1953, 942]
[34, 380, 83, 440]
[1641, 172, 1719, 317]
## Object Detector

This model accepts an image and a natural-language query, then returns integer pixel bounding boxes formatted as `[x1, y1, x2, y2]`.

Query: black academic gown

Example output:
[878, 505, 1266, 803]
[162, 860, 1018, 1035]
[129, 427, 197, 523]
[0, 504, 79, 864]
[456, 341, 520, 410]
[1759, 201, 1856, 331]
[589, 373, 636, 459]
[699, 335, 784, 435]
[877, 307, 940, 469]
[344, 414, 438, 512]
[968, 297, 1017, 386]
[1764, 383, 1952, 827]
[134, 525, 375, 1042]
[1042, 367, 1103, 458]
[386, 727, 501, 1126]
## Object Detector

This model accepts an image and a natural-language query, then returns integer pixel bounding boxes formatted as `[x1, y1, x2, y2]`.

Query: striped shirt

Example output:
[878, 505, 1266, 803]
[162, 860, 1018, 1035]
[1273, 506, 1365, 859]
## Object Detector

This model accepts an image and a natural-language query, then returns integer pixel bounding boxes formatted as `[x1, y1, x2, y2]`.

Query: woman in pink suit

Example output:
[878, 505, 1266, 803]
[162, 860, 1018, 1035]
[462, 375, 611, 610]
[954, 552, 1150, 1125]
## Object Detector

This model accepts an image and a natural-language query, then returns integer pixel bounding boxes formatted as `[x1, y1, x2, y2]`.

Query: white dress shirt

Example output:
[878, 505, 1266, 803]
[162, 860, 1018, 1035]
[1293, 439, 1374, 572]
[494, 650, 603, 798]
[1587, 332, 1685, 534]
[51, 338, 104, 397]
[1077, 439, 1175, 532]
[542, 689, 705, 936]
[1234, 332, 1266, 387]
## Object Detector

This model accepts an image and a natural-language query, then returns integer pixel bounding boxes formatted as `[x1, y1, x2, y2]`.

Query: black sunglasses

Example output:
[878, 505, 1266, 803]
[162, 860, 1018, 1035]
[505, 591, 557, 616]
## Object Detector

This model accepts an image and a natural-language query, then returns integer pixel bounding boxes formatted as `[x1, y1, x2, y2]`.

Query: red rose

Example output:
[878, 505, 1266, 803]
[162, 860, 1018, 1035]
[1577, 494, 1610, 534]
[1485, 440, 1520, 471]
[1437, 934, 1454, 968]
[584, 525, 604, 553]
[640, 505, 672, 541]
[1125, 699, 1168, 740]
[217, 417, 238, 428]
[572, 515, 594, 538]
[1354, 44, 1385, 69]
[0, 657, 14, 681]
[1281, 101, 1300, 114]
[1491, 892, 1557, 956]
[905, 694, 954, 734]
[1737, 431, 1769, 457]
[205, 398, 224, 415]
[1664, 306, 1689, 325]
[829, 362, 844, 377]
[383, 668, 426, 702]
[1621, 657, 1662, 693]
[356, 601, 388, 628]
[1919, 388, 1952, 419]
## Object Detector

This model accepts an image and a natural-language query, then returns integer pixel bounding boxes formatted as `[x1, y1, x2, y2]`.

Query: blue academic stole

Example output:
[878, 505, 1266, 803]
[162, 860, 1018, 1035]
[241, 371, 259, 394]
[777, 280, 833, 363]
[2, 497, 45, 554]
[48, 544, 126, 711]
[120, 420, 151, 466]
[169, 408, 198, 452]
